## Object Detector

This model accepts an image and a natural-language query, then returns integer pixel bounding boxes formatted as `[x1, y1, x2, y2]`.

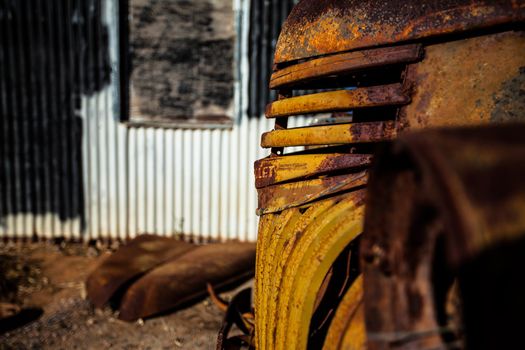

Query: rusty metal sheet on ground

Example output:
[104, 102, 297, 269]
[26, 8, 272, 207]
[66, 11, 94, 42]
[118, 242, 256, 321]
[86, 235, 195, 308]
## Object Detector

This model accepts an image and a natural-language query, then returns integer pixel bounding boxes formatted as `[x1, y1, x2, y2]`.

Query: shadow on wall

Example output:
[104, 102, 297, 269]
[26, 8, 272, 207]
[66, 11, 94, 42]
[0, 0, 111, 233]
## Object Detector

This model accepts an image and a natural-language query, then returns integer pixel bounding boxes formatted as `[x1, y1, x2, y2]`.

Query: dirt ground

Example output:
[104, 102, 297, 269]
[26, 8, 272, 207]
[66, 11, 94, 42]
[0, 242, 248, 349]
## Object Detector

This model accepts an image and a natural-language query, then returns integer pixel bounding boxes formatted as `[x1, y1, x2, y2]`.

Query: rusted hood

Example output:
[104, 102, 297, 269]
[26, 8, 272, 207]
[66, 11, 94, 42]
[274, 0, 525, 64]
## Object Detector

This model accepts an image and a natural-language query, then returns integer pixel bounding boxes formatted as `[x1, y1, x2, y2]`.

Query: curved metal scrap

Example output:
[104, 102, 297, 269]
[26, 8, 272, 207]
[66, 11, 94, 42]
[361, 124, 525, 350]
[86, 235, 195, 308]
[274, 0, 524, 64]
[118, 242, 256, 322]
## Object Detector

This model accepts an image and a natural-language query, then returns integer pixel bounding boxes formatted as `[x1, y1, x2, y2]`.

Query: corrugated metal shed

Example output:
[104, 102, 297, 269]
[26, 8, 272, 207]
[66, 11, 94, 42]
[0, 0, 303, 242]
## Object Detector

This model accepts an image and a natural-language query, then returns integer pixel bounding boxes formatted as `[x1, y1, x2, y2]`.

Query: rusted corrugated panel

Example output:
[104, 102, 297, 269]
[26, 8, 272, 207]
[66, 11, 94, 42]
[274, 0, 525, 64]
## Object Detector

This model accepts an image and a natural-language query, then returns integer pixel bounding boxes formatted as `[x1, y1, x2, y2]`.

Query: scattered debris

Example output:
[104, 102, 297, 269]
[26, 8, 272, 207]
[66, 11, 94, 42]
[216, 287, 255, 350]
[118, 241, 255, 321]
[86, 234, 195, 308]
[0, 242, 249, 349]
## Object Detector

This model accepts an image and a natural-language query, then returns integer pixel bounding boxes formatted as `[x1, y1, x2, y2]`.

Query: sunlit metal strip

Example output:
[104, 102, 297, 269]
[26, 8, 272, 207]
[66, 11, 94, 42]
[257, 171, 367, 215]
[261, 121, 396, 148]
[255, 153, 372, 188]
[270, 44, 422, 89]
[265, 84, 409, 118]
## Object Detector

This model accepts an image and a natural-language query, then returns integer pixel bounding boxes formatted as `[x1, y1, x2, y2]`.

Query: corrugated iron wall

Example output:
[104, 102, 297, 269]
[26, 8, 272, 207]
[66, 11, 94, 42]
[0, 0, 111, 240]
[0, 0, 304, 242]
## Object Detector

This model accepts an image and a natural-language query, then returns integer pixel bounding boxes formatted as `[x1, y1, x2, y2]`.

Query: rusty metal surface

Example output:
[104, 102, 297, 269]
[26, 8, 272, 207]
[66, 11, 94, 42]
[270, 44, 422, 89]
[274, 0, 524, 64]
[261, 121, 396, 148]
[266, 84, 410, 118]
[361, 124, 525, 350]
[254, 153, 372, 188]
[399, 30, 525, 130]
[255, 3, 525, 350]
[86, 234, 195, 308]
[257, 171, 368, 215]
[118, 242, 256, 321]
